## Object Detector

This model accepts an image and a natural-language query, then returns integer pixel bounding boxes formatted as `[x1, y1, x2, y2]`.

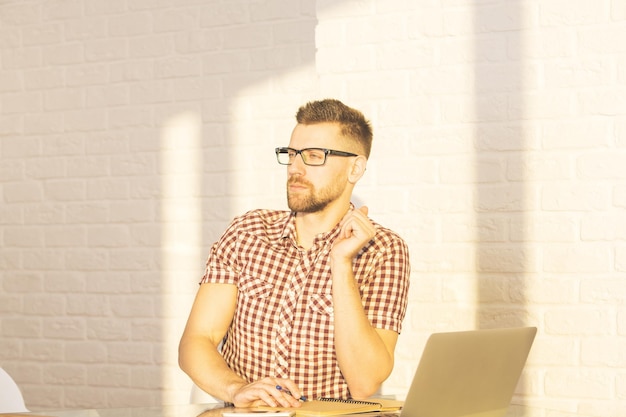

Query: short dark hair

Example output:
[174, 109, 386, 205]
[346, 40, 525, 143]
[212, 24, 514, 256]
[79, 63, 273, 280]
[295, 99, 373, 158]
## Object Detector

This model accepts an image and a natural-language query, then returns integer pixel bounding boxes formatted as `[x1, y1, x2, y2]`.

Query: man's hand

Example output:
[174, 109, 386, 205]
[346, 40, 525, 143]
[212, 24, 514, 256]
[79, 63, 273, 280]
[331, 206, 375, 263]
[230, 377, 304, 408]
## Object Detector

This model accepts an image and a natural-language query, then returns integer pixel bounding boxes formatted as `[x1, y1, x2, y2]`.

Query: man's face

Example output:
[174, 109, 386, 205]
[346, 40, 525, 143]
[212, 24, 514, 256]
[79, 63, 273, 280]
[285, 122, 355, 213]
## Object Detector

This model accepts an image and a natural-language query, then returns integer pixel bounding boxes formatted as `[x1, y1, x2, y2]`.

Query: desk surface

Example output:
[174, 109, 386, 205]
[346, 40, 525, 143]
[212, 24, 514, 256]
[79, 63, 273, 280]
[15, 402, 592, 417]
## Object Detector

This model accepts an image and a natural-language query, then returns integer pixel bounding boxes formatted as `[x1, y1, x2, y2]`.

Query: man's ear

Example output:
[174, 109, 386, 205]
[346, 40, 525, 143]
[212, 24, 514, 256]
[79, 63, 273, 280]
[348, 155, 367, 183]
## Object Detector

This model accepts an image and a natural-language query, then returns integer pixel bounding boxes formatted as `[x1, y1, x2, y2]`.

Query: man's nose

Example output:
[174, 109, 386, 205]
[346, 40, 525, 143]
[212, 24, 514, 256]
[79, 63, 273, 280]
[287, 152, 306, 173]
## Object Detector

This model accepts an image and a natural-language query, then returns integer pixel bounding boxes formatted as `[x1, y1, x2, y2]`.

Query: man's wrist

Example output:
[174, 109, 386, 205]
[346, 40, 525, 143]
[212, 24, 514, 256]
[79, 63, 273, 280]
[226, 380, 247, 403]
[329, 253, 354, 271]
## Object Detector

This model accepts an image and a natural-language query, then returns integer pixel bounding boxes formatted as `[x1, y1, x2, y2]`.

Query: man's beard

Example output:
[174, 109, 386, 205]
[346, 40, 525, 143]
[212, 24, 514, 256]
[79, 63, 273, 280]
[287, 177, 344, 213]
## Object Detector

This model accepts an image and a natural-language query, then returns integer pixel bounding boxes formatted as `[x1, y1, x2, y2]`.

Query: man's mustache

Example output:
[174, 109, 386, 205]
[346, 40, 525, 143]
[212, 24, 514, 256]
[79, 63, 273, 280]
[288, 177, 311, 187]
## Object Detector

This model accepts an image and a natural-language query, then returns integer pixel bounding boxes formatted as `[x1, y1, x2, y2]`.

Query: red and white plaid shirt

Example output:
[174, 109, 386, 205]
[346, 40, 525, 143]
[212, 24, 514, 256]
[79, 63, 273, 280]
[200, 207, 410, 400]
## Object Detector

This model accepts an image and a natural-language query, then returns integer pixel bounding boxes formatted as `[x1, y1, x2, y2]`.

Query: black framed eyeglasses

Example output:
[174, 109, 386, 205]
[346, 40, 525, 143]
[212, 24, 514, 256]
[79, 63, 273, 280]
[275, 147, 358, 166]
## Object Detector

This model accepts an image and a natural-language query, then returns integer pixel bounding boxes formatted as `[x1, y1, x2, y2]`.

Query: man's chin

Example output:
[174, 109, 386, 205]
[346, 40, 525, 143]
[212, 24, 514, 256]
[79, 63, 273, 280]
[288, 201, 327, 213]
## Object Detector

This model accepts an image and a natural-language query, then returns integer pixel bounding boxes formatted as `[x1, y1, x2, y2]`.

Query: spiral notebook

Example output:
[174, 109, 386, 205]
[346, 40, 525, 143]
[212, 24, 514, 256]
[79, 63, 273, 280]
[257, 397, 403, 417]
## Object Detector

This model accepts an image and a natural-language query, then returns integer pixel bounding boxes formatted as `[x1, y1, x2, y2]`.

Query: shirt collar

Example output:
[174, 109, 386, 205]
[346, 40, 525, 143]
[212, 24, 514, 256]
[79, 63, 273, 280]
[277, 203, 355, 248]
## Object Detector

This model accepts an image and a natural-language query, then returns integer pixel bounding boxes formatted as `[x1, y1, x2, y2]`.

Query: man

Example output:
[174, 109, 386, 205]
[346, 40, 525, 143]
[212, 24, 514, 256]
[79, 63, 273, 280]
[179, 99, 410, 408]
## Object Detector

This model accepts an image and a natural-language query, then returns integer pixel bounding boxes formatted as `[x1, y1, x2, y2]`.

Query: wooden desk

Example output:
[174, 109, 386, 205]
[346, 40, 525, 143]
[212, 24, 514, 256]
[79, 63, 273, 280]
[3, 402, 593, 417]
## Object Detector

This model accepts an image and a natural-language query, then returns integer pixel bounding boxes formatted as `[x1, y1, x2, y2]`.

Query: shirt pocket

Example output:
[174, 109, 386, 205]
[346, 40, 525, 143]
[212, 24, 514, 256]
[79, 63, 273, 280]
[301, 293, 335, 363]
[237, 274, 274, 298]
[234, 275, 275, 335]
[307, 293, 334, 316]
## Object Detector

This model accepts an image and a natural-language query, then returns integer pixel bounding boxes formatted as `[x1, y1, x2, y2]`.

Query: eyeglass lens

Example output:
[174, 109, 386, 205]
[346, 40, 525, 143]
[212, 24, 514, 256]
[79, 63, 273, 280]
[277, 148, 327, 166]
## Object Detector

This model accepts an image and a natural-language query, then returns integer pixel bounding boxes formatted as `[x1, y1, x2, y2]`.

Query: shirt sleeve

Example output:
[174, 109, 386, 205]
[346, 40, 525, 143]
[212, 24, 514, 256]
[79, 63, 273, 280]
[357, 228, 411, 334]
[200, 215, 243, 285]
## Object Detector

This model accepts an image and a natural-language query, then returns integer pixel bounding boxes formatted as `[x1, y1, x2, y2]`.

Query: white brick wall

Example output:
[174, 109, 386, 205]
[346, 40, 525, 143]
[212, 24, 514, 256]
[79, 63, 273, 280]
[1, 0, 625, 415]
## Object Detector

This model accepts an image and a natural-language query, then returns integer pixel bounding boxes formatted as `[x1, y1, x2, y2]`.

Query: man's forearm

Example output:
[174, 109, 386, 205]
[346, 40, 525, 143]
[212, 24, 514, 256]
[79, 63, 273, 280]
[331, 262, 396, 398]
[179, 335, 247, 403]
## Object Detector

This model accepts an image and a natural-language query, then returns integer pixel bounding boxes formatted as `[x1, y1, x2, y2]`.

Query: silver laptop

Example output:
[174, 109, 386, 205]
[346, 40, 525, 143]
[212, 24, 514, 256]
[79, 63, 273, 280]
[380, 326, 537, 417]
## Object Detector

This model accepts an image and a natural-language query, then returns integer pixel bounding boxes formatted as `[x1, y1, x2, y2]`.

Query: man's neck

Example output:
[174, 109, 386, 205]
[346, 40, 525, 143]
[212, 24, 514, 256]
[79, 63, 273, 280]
[294, 202, 351, 250]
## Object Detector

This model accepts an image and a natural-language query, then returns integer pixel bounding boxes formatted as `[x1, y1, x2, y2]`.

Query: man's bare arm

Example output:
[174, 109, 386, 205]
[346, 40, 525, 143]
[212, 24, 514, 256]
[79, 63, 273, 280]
[331, 261, 398, 398]
[178, 283, 245, 401]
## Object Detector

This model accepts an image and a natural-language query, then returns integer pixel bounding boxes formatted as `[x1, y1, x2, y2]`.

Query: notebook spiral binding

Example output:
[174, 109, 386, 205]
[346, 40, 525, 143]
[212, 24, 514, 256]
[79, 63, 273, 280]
[316, 398, 379, 406]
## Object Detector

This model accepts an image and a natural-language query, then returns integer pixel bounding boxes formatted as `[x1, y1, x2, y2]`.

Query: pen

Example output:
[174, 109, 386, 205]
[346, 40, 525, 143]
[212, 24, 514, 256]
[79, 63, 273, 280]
[275, 385, 307, 401]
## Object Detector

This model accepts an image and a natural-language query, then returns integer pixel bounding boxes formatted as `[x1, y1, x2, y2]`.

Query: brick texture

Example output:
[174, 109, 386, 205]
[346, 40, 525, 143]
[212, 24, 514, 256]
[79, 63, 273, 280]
[1, 0, 625, 415]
